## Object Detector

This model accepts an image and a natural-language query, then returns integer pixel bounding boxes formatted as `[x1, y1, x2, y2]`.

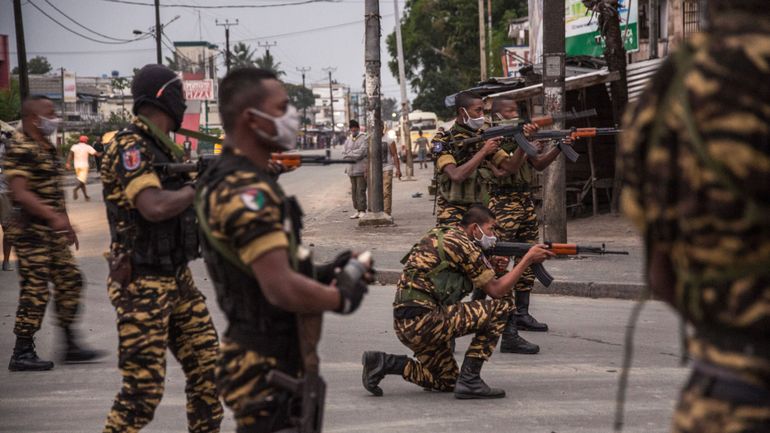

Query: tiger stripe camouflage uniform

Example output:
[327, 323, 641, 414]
[393, 226, 508, 391]
[432, 123, 509, 226]
[198, 148, 304, 432]
[101, 117, 222, 433]
[620, 13, 770, 433]
[3, 130, 83, 340]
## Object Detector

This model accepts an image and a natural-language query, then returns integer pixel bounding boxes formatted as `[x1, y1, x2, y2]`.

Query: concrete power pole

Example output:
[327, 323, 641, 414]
[322, 67, 336, 159]
[541, 0, 567, 242]
[478, 0, 487, 81]
[393, 0, 414, 181]
[13, 0, 29, 99]
[216, 19, 239, 73]
[360, 0, 391, 226]
[297, 66, 311, 149]
[154, 0, 162, 64]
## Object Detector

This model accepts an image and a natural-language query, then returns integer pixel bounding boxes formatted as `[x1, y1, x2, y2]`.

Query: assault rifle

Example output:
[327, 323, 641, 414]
[448, 109, 597, 161]
[487, 241, 629, 287]
[154, 154, 218, 175]
[270, 153, 353, 170]
[267, 252, 373, 433]
[528, 127, 622, 162]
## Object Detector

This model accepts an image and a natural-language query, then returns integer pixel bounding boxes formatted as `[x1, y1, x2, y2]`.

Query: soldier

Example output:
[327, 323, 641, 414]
[619, 2, 770, 432]
[362, 205, 553, 399]
[4, 95, 102, 371]
[196, 68, 370, 432]
[432, 91, 537, 226]
[100, 64, 223, 432]
[481, 96, 577, 353]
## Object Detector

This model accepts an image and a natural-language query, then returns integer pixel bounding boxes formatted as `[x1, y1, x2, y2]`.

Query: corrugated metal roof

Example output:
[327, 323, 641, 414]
[627, 57, 665, 102]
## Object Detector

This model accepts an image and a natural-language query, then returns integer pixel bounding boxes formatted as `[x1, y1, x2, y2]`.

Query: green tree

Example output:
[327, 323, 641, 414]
[12, 56, 53, 75]
[231, 42, 256, 70]
[166, 54, 181, 71]
[286, 83, 314, 110]
[381, 97, 398, 122]
[255, 51, 285, 77]
[386, 0, 526, 118]
[0, 78, 21, 122]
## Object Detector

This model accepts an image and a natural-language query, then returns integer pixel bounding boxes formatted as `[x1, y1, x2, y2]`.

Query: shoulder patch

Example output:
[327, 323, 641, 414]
[240, 188, 266, 211]
[121, 146, 142, 171]
[432, 141, 444, 153]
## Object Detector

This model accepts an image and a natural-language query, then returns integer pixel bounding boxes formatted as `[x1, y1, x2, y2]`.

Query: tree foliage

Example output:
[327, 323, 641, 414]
[12, 56, 53, 75]
[0, 78, 21, 122]
[386, 0, 526, 118]
[286, 83, 314, 110]
[231, 42, 257, 70]
[381, 97, 398, 121]
[255, 51, 285, 77]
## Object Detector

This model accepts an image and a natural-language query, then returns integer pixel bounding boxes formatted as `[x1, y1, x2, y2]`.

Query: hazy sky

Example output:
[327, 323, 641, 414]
[0, 0, 415, 100]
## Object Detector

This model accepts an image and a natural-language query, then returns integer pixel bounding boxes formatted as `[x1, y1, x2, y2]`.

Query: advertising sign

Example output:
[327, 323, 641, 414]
[565, 0, 639, 56]
[63, 71, 77, 103]
[183, 79, 215, 101]
[502, 46, 531, 78]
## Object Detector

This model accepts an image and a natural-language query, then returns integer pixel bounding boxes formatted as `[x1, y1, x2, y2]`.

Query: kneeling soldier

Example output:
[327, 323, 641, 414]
[362, 205, 553, 399]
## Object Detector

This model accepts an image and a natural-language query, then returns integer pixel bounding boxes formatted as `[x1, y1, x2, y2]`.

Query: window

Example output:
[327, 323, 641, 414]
[683, 0, 700, 37]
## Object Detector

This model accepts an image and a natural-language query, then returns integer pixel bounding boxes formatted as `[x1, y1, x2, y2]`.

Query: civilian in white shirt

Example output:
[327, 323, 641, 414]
[65, 135, 98, 201]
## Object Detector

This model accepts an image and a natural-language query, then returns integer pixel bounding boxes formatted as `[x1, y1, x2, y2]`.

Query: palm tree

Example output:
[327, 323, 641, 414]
[255, 51, 286, 77]
[231, 42, 257, 70]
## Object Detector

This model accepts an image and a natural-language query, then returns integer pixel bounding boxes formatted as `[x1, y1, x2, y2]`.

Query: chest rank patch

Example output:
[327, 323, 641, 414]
[121, 146, 142, 171]
[432, 141, 443, 153]
[240, 188, 266, 211]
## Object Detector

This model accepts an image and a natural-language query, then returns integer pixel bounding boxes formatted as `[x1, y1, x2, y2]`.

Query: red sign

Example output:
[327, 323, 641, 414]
[183, 79, 214, 101]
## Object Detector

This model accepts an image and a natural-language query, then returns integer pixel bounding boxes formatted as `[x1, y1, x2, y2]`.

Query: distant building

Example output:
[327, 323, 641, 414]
[311, 81, 349, 131]
[172, 41, 221, 152]
[0, 35, 9, 91]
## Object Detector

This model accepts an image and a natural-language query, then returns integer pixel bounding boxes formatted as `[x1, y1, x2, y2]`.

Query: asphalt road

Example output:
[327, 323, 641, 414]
[0, 154, 684, 433]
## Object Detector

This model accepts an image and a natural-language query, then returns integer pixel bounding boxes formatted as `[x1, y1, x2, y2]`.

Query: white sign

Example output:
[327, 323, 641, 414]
[502, 46, 531, 78]
[565, 0, 639, 56]
[63, 71, 77, 103]
[183, 79, 214, 101]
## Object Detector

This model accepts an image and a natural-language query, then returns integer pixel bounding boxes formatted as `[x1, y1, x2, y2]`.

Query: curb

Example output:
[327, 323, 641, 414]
[375, 268, 645, 300]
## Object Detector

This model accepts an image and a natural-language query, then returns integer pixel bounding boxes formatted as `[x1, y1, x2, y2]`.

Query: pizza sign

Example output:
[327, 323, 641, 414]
[183, 79, 215, 101]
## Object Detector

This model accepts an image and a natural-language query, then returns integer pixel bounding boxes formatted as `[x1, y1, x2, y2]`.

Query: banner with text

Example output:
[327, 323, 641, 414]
[183, 79, 215, 101]
[565, 0, 639, 57]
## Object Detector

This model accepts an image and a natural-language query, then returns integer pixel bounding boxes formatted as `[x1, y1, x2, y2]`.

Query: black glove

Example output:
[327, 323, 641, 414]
[315, 250, 353, 284]
[334, 259, 369, 315]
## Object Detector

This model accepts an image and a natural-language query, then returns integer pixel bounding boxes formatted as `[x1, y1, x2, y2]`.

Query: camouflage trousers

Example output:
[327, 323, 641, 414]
[394, 299, 509, 391]
[11, 225, 83, 337]
[216, 338, 301, 433]
[103, 266, 223, 433]
[435, 196, 469, 227]
[488, 191, 538, 292]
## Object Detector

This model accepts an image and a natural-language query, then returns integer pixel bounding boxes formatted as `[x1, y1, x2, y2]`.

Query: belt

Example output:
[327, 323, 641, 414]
[690, 362, 770, 405]
[394, 306, 431, 320]
[491, 184, 531, 193]
[394, 287, 436, 305]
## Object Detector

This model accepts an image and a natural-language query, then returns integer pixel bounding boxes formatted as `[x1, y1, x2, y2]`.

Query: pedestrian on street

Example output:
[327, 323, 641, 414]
[66, 135, 98, 201]
[382, 127, 401, 217]
[99, 64, 222, 432]
[0, 133, 15, 271]
[4, 95, 103, 372]
[342, 119, 368, 219]
[620, 2, 770, 431]
[362, 205, 553, 399]
[196, 67, 371, 432]
[415, 129, 429, 169]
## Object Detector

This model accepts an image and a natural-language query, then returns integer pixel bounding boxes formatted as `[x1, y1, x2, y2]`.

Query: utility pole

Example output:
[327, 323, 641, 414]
[541, 0, 567, 242]
[322, 67, 336, 159]
[13, 0, 29, 99]
[393, 0, 414, 181]
[487, 0, 493, 75]
[478, 0, 487, 81]
[258, 41, 277, 58]
[360, 0, 391, 226]
[216, 19, 239, 73]
[297, 66, 311, 149]
[60, 67, 65, 147]
[154, 0, 162, 64]
[649, 0, 659, 58]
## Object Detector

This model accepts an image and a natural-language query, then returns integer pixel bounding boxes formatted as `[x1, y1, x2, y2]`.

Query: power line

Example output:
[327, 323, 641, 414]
[27, 0, 151, 45]
[100, 0, 339, 8]
[43, 0, 134, 42]
[231, 13, 395, 43]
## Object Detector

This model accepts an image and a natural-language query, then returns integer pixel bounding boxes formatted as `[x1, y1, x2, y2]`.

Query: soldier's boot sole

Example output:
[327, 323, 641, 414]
[515, 314, 549, 332]
[8, 358, 54, 371]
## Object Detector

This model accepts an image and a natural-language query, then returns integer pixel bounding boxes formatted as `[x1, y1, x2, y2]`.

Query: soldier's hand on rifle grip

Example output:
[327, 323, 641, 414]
[315, 250, 353, 284]
[522, 123, 539, 137]
[333, 251, 373, 315]
[482, 137, 501, 156]
[523, 244, 556, 265]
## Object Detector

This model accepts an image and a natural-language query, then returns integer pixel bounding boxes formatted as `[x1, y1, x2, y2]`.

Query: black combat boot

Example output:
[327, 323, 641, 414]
[514, 290, 549, 332]
[63, 327, 105, 363]
[454, 356, 505, 399]
[8, 336, 54, 371]
[499, 315, 540, 354]
[362, 351, 408, 396]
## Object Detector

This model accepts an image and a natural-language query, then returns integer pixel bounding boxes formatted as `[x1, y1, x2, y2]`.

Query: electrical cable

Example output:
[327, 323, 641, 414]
[28, 0, 151, 45]
[43, 0, 136, 42]
[231, 13, 394, 43]
[100, 0, 339, 9]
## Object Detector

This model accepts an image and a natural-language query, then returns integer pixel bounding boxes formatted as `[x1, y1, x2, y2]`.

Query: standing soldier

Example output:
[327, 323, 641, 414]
[100, 64, 223, 432]
[4, 95, 103, 371]
[431, 91, 537, 226]
[620, 2, 770, 432]
[197, 68, 370, 432]
[362, 205, 553, 399]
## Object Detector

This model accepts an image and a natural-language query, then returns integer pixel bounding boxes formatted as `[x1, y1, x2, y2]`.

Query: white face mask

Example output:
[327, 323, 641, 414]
[37, 116, 61, 136]
[461, 107, 485, 130]
[474, 223, 498, 251]
[249, 105, 300, 151]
